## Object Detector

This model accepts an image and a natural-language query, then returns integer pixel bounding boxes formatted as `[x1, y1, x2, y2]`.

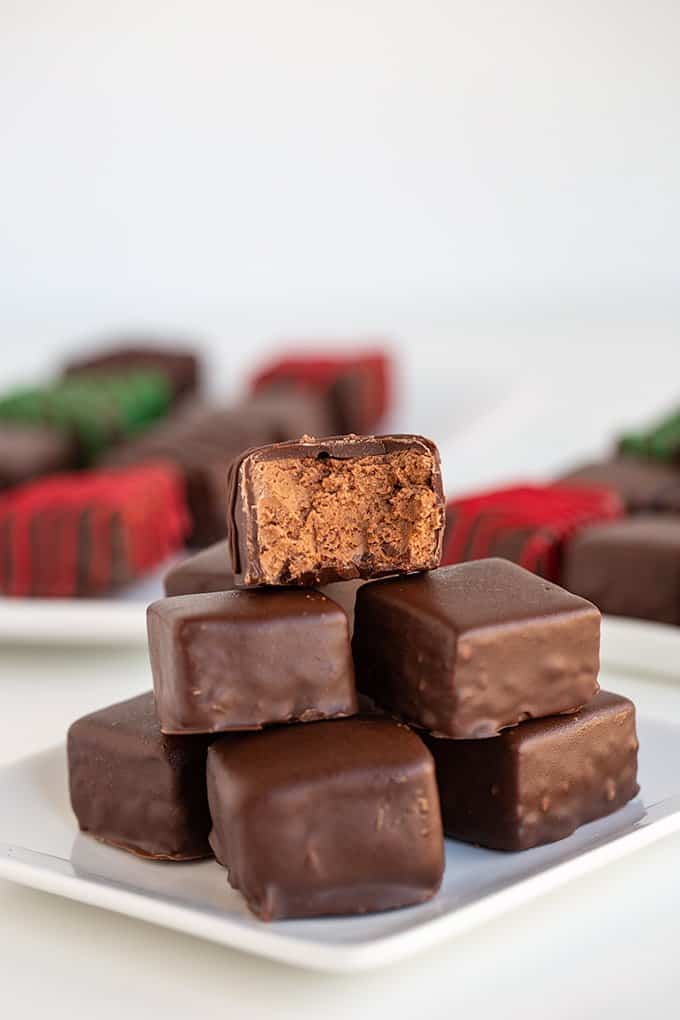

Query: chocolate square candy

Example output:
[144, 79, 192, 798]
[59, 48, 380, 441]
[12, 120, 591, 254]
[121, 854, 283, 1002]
[148, 588, 357, 734]
[557, 457, 680, 514]
[163, 541, 236, 596]
[163, 539, 369, 632]
[353, 559, 601, 739]
[227, 434, 445, 587]
[67, 692, 212, 860]
[207, 716, 444, 920]
[564, 516, 680, 624]
[64, 342, 201, 401]
[442, 483, 623, 582]
[423, 691, 639, 850]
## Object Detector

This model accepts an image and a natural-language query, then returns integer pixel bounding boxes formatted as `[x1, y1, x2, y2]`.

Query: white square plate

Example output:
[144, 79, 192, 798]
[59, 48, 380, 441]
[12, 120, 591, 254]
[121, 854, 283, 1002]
[0, 619, 679, 973]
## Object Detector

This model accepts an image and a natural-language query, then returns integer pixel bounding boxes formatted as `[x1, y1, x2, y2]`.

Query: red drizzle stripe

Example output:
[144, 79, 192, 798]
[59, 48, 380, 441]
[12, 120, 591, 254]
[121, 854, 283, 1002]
[442, 483, 624, 581]
[0, 462, 190, 597]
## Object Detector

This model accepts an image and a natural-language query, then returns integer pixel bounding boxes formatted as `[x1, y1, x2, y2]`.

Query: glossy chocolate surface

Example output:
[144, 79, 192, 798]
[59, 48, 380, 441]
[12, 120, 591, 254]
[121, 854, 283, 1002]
[163, 541, 236, 596]
[353, 559, 601, 738]
[67, 692, 212, 860]
[163, 539, 369, 632]
[564, 516, 680, 625]
[207, 716, 444, 920]
[148, 588, 357, 734]
[424, 691, 639, 850]
[227, 434, 445, 587]
[558, 457, 680, 513]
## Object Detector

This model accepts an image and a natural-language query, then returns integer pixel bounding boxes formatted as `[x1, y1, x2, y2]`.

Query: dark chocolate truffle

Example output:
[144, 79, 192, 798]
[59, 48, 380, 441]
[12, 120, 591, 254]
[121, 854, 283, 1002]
[353, 559, 601, 739]
[423, 691, 639, 850]
[148, 588, 357, 734]
[207, 716, 444, 920]
[67, 692, 213, 861]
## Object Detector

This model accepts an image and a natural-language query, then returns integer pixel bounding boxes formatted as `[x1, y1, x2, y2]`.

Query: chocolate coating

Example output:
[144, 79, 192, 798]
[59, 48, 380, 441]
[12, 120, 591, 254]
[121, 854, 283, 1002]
[564, 516, 680, 625]
[207, 717, 444, 920]
[163, 539, 369, 632]
[104, 405, 277, 547]
[163, 541, 236, 596]
[353, 559, 601, 739]
[558, 457, 680, 513]
[423, 691, 639, 850]
[67, 692, 212, 860]
[227, 434, 445, 587]
[148, 588, 357, 734]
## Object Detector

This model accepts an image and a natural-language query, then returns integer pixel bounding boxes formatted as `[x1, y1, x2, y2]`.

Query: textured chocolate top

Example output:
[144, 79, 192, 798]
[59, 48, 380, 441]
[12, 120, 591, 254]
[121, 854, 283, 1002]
[353, 559, 601, 738]
[207, 716, 444, 919]
[227, 434, 445, 586]
[67, 692, 212, 860]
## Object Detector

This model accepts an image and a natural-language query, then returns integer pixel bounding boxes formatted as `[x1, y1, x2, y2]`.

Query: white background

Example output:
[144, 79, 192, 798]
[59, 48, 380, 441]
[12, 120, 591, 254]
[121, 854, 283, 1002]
[1, 1, 679, 382]
[2, 2, 680, 1016]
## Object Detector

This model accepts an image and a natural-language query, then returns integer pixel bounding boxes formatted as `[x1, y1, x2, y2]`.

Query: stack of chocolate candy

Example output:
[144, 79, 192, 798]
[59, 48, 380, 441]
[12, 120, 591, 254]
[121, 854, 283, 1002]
[68, 433, 639, 922]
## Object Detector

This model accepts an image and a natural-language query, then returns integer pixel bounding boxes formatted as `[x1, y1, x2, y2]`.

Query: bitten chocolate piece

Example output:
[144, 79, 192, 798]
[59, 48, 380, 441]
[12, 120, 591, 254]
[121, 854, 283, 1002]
[564, 516, 680, 625]
[423, 691, 639, 851]
[67, 693, 212, 860]
[148, 589, 357, 734]
[228, 434, 445, 587]
[207, 717, 444, 920]
[353, 559, 601, 739]
[164, 541, 236, 596]
[558, 457, 680, 513]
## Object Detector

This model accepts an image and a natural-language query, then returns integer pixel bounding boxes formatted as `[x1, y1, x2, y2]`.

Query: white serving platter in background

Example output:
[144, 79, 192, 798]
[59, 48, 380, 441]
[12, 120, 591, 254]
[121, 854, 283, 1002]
[0, 561, 173, 645]
[0, 632, 679, 973]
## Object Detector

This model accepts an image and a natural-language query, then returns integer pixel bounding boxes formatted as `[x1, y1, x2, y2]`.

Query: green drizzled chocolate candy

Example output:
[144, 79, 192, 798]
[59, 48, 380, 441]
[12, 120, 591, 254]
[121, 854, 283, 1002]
[0, 371, 171, 463]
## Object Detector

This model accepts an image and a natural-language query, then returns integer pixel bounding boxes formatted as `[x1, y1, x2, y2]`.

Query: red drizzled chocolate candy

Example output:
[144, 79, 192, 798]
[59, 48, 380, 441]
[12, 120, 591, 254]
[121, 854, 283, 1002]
[250, 350, 391, 434]
[0, 462, 189, 596]
[442, 483, 624, 582]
